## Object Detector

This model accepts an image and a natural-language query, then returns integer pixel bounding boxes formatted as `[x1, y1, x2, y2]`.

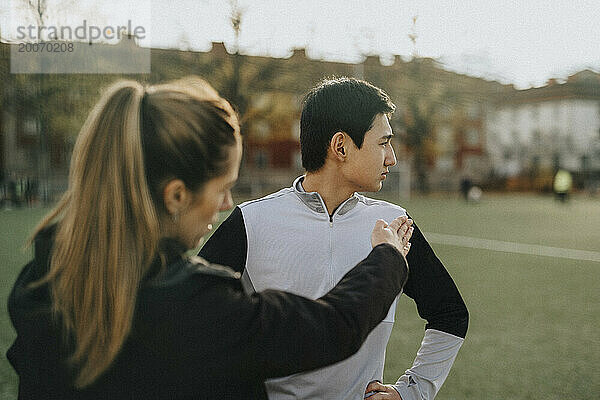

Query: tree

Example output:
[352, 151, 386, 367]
[396, 17, 458, 193]
[222, 0, 247, 118]
[400, 58, 461, 193]
[221, 0, 279, 125]
[16, 0, 76, 202]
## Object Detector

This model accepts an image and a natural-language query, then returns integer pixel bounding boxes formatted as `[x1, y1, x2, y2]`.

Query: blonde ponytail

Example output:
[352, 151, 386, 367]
[34, 81, 161, 388]
[32, 76, 239, 388]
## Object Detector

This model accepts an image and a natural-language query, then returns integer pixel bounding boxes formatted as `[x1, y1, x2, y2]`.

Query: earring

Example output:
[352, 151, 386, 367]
[172, 211, 179, 223]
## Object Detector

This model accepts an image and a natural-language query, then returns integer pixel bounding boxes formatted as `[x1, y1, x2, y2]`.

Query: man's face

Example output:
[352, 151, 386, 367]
[342, 113, 397, 192]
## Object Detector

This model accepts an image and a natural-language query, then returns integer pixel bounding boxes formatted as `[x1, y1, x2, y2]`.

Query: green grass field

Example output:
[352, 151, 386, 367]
[1, 194, 599, 399]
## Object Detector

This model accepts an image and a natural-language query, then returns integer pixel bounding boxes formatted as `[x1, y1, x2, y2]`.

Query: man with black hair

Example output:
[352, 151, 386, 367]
[200, 77, 468, 400]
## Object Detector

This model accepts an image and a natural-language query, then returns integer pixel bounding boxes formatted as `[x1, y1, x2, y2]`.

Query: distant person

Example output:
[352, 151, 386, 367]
[24, 177, 36, 207]
[8, 176, 19, 208]
[553, 168, 572, 202]
[7, 77, 412, 399]
[201, 77, 468, 400]
[460, 176, 472, 201]
[0, 172, 5, 208]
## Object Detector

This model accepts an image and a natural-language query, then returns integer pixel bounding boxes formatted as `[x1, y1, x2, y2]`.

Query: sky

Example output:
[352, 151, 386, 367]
[3, 0, 600, 88]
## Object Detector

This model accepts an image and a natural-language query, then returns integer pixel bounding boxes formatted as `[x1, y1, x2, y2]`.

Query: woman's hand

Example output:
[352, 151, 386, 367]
[364, 381, 402, 399]
[371, 216, 413, 257]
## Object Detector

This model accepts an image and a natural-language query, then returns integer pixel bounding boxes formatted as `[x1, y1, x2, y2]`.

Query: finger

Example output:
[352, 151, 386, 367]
[403, 242, 411, 256]
[400, 226, 413, 244]
[365, 381, 387, 393]
[398, 224, 414, 242]
[365, 380, 381, 393]
[366, 392, 392, 400]
[398, 218, 411, 235]
[373, 219, 388, 231]
[397, 223, 407, 237]
[388, 216, 405, 232]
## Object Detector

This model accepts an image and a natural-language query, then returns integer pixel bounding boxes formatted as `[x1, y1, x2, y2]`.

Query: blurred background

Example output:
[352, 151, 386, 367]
[0, 1, 599, 399]
[0, 0, 599, 201]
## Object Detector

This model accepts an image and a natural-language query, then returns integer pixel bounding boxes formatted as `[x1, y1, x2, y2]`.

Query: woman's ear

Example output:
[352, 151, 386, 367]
[163, 179, 190, 216]
[330, 132, 347, 161]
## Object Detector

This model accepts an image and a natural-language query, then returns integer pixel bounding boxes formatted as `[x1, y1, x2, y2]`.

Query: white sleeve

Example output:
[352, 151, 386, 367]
[392, 329, 464, 400]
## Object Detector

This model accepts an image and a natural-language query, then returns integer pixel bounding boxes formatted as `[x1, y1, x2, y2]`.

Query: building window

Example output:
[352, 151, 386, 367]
[254, 120, 271, 140]
[254, 150, 269, 169]
[581, 155, 590, 171]
[439, 104, 453, 118]
[531, 104, 539, 120]
[292, 120, 300, 141]
[252, 94, 269, 110]
[465, 128, 479, 146]
[532, 130, 541, 145]
[23, 117, 38, 136]
[552, 153, 560, 170]
[293, 150, 302, 170]
[531, 155, 540, 171]
[512, 130, 520, 144]
[553, 102, 561, 122]
[467, 104, 480, 119]
[565, 135, 574, 148]
[293, 95, 303, 111]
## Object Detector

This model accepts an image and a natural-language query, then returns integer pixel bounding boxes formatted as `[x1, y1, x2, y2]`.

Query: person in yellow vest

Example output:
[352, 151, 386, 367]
[554, 168, 572, 202]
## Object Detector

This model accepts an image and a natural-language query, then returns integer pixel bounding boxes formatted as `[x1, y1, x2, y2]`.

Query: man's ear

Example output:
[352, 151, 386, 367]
[330, 132, 347, 161]
[163, 179, 191, 216]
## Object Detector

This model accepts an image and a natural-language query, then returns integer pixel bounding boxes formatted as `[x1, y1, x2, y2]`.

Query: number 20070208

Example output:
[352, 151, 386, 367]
[18, 42, 74, 53]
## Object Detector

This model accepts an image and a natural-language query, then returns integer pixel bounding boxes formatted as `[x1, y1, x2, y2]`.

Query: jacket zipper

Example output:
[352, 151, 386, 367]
[329, 214, 334, 286]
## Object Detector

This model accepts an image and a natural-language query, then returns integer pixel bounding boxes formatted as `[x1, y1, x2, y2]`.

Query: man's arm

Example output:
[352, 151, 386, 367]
[391, 218, 468, 400]
[403, 219, 468, 336]
[199, 206, 247, 273]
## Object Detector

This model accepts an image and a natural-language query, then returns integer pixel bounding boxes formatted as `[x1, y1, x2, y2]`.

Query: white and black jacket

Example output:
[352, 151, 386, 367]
[200, 176, 468, 400]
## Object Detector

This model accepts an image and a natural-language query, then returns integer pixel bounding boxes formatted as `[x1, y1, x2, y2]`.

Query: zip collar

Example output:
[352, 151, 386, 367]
[292, 176, 360, 217]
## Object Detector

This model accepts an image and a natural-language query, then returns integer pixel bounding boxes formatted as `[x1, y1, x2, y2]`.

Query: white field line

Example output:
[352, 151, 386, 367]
[424, 232, 600, 263]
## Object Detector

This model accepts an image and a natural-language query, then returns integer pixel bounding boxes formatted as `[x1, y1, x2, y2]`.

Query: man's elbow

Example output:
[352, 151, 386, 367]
[459, 303, 469, 338]
[434, 300, 469, 339]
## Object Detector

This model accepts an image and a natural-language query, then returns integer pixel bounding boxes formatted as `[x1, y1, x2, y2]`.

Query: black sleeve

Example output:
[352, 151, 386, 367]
[404, 215, 469, 338]
[198, 206, 247, 273]
[184, 244, 408, 381]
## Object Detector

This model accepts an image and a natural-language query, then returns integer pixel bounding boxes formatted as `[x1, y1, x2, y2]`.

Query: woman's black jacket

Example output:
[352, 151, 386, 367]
[7, 227, 407, 399]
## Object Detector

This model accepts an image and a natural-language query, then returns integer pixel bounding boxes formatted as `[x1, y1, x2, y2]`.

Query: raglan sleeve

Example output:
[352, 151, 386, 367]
[199, 206, 248, 274]
[392, 217, 469, 400]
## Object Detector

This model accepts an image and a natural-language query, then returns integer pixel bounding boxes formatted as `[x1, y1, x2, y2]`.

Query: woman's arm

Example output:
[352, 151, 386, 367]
[184, 243, 408, 381]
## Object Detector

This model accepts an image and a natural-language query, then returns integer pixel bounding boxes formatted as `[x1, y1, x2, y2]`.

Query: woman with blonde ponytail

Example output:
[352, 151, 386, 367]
[7, 77, 411, 399]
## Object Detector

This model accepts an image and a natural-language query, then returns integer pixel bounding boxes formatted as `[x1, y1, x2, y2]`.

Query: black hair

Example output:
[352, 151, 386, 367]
[300, 77, 395, 172]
